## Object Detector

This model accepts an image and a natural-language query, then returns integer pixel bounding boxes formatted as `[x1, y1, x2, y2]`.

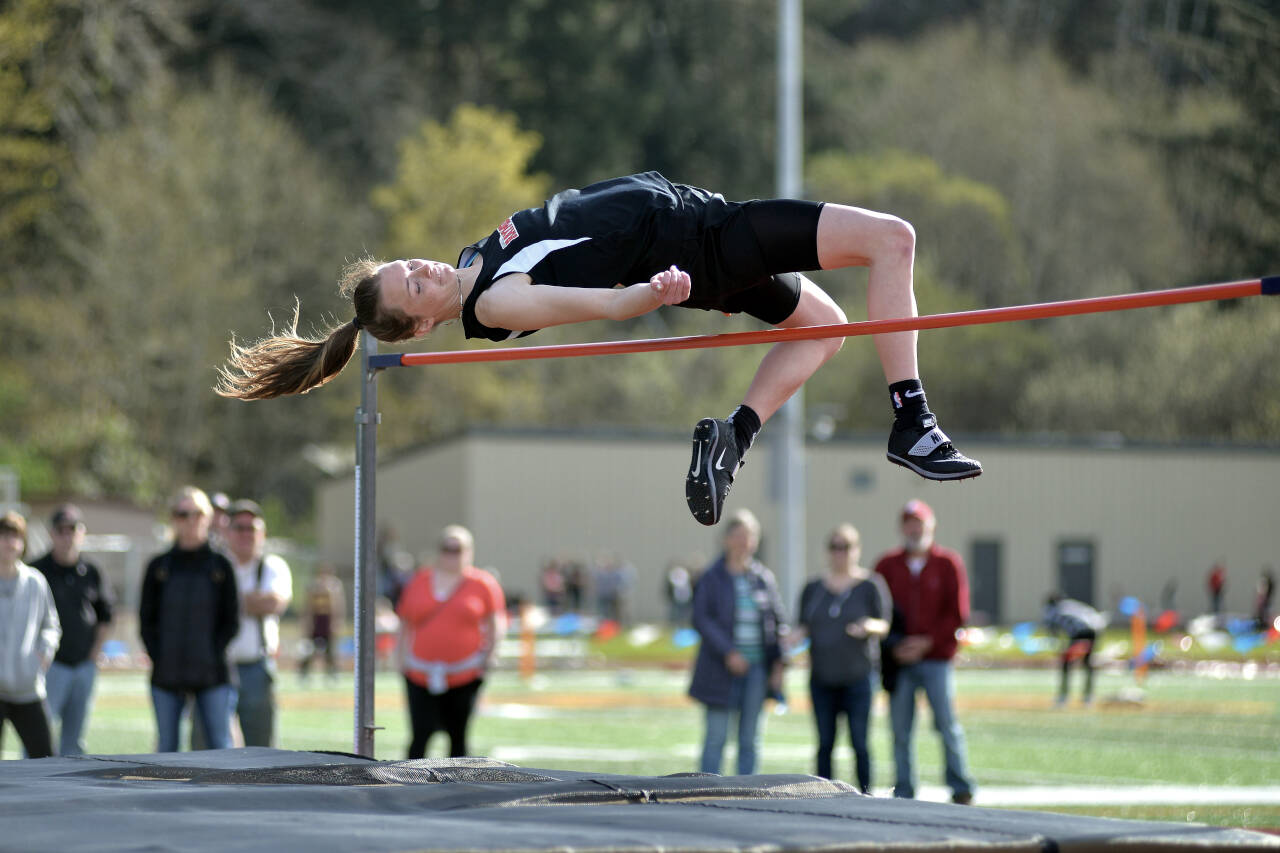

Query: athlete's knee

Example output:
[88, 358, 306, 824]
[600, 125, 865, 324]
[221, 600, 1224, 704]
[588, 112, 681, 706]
[878, 216, 916, 263]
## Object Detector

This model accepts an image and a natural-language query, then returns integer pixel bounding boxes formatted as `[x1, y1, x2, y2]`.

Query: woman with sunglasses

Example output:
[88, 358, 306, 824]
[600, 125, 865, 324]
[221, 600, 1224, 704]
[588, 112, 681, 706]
[794, 523, 890, 793]
[218, 172, 981, 527]
[138, 486, 240, 752]
[396, 525, 505, 759]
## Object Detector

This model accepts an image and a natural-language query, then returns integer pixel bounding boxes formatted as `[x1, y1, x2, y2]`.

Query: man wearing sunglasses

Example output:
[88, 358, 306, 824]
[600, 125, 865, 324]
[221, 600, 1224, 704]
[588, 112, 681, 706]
[30, 504, 114, 755]
[224, 500, 292, 748]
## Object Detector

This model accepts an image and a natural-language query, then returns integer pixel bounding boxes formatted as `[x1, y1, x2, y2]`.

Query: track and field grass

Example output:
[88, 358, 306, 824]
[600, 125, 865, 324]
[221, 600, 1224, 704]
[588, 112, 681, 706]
[6, 663, 1276, 832]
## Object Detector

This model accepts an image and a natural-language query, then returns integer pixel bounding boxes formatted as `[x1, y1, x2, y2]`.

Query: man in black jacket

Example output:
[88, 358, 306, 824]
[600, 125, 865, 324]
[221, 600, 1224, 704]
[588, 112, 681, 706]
[139, 487, 240, 752]
[31, 504, 114, 755]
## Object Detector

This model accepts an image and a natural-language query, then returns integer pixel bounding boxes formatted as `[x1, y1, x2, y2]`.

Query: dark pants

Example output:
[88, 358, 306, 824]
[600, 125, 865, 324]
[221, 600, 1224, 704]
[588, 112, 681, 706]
[809, 676, 874, 793]
[235, 660, 276, 747]
[0, 698, 54, 759]
[404, 676, 483, 759]
[1060, 630, 1097, 701]
[300, 633, 338, 678]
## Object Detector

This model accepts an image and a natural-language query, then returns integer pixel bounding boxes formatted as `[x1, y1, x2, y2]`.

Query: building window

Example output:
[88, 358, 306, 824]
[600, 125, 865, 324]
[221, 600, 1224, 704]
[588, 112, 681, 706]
[969, 539, 1002, 626]
[1057, 540, 1097, 606]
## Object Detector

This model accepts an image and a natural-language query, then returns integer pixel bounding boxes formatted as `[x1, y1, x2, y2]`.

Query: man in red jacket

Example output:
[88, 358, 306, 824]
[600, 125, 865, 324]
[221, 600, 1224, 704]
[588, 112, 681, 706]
[875, 499, 975, 804]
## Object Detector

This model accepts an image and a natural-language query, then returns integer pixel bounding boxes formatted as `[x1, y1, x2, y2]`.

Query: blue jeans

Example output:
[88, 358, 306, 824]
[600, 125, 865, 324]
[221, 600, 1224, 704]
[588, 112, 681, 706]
[45, 660, 98, 755]
[151, 684, 236, 752]
[889, 659, 973, 799]
[700, 662, 767, 775]
[809, 675, 874, 793]
[235, 660, 276, 747]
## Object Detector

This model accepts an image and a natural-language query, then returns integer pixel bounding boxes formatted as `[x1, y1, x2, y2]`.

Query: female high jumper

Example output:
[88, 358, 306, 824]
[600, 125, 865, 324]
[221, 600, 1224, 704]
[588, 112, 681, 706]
[217, 171, 981, 525]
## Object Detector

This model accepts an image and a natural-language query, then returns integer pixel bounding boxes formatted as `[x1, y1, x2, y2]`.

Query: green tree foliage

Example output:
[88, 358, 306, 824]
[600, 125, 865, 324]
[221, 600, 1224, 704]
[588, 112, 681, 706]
[0, 0, 184, 241]
[179, 0, 427, 181]
[1153, 0, 1280, 278]
[38, 68, 367, 507]
[1, 0, 1274, 517]
[807, 148, 1025, 306]
[0, 0, 62, 241]
[373, 104, 551, 263]
[378, 0, 781, 194]
[802, 149, 1051, 432]
[1021, 300, 1280, 441]
[808, 26, 1191, 303]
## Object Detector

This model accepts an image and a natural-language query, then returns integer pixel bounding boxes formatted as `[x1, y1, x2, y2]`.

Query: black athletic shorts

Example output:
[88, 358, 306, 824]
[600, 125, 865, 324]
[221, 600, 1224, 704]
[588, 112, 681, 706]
[676, 195, 825, 325]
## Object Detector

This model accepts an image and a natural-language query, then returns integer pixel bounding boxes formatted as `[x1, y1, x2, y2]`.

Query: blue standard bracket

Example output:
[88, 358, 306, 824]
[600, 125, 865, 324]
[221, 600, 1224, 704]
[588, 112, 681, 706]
[1263, 275, 1280, 295]
[368, 353, 404, 369]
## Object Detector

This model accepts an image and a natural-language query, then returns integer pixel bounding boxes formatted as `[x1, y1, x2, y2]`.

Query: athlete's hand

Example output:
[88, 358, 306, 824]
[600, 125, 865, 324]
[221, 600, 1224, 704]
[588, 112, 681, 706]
[649, 265, 691, 306]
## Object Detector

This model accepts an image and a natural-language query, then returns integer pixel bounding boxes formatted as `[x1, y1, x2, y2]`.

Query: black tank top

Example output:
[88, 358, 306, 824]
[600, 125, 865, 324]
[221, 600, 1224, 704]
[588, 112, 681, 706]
[458, 171, 719, 341]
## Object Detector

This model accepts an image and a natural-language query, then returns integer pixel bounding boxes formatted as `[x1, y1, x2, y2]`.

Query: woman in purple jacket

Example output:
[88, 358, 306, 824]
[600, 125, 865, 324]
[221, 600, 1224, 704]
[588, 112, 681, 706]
[687, 509, 787, 775]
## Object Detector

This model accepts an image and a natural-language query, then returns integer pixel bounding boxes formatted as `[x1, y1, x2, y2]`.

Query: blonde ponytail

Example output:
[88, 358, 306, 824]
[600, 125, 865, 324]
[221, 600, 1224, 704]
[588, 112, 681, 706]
[217, 257, 417, 400]
[216, 305, 361, 400]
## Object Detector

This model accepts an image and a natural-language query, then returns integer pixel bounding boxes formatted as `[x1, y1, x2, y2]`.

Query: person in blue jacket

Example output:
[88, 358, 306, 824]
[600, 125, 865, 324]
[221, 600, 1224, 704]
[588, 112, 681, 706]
[687, 508, 787, 775]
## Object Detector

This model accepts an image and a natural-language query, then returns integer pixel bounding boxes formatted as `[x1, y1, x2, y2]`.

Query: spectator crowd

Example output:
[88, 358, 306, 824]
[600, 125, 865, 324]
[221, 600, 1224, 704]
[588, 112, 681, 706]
[2, 488, 1273, 810]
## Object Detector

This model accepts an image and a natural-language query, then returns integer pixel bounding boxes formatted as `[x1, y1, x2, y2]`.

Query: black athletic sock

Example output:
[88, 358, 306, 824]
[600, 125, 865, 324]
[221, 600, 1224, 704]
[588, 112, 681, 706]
[728, 405, 761, 457]
[888, 379, 930, 424]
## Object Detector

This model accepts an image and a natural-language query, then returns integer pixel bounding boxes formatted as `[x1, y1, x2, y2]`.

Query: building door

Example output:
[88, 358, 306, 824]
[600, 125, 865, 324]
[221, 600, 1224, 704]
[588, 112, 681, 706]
[969, 539, 1002, 625]
[1057, 540, 1096, 605]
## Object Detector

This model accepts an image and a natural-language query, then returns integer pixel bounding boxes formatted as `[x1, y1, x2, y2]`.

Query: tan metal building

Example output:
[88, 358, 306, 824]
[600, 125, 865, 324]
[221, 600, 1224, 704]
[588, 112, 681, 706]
[316, 428, 1279, 625]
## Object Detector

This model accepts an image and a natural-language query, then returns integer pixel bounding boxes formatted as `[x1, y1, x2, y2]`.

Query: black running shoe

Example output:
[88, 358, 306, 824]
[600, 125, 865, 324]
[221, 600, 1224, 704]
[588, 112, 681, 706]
[686, 417, 741, 526]
[886, 414, 983, 481]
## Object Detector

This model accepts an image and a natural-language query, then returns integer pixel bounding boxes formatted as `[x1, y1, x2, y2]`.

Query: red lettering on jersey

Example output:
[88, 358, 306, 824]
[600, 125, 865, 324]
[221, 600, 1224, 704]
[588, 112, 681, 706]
[497, 217, 519, 249]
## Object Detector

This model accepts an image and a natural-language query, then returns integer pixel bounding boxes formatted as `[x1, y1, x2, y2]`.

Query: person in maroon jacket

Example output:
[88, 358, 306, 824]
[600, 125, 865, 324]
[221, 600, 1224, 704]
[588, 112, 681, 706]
[875, 499, 975, 804]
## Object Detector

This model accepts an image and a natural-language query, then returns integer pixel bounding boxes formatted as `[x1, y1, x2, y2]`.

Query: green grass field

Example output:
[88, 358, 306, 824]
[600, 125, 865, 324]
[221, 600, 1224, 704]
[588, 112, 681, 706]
[7, 662, 1277, 832]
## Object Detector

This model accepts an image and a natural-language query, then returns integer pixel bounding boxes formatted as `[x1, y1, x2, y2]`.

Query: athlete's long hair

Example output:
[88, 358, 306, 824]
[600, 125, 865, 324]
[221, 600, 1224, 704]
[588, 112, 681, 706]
[215, 256, 418, 400]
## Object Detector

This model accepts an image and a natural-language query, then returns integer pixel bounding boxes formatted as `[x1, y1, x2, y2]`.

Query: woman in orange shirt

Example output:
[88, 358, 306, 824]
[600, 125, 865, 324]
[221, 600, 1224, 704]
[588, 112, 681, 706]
[396, 525, 505, 759]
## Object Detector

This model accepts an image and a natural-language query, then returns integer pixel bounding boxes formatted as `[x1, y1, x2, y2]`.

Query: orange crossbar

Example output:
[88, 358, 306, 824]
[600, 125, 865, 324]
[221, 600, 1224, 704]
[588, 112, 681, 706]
[385, 277, 1266, 368]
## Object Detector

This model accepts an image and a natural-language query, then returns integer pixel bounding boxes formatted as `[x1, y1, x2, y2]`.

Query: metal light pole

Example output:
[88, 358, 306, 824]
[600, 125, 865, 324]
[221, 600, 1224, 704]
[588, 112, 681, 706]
[774, 0, 806, 610]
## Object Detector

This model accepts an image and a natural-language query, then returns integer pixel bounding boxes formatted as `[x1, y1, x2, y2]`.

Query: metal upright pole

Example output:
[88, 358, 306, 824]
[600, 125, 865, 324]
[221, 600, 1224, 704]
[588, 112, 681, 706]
[774, 0, 806, 611]
[353, 331, 381, 757]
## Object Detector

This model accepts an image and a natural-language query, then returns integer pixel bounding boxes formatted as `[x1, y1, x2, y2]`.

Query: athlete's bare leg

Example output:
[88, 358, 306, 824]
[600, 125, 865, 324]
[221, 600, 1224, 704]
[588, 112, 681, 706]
[686, 203, 976, 526]
[741, 277, 845, 422]
[814, 202, 919, 385]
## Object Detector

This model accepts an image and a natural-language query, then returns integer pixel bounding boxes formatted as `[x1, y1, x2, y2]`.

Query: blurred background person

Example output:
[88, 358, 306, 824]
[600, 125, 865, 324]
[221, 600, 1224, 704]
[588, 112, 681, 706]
[563, 561, 587, 614]
[209, 492, 232, 554]
[593, 552, 634, 625]
[1206, 561, 1226, 616]
[1042, 590, 1108, 708]
[138, 486, 240, 752]
[224, 500, 292, 747]
[876, 499, 975, 804]
[665, 562, 695, 627]
[794, 523, 890, 793]
[538, 559, 565, 615]
[1255, 567, 1275, 632]
[0, 511, 60, 759]
[300, 563, 345, 684]
[688, 509, 786, 776]
[30, 504, 114, 756]
[377, 525, 411, 608]
[397, 525, 505, 759]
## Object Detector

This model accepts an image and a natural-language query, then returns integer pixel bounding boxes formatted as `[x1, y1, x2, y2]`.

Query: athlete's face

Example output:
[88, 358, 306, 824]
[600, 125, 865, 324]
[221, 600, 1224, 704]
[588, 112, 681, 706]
[376, 259, 457, 337]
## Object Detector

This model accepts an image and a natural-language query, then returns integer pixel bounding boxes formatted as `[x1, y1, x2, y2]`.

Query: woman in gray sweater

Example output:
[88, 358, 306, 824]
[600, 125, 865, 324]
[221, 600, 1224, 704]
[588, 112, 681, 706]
[0, 511, 61, 758]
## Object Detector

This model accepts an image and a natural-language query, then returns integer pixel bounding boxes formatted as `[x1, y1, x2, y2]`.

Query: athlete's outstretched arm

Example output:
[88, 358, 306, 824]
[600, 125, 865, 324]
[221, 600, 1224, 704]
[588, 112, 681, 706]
[477, 266, 690, 331]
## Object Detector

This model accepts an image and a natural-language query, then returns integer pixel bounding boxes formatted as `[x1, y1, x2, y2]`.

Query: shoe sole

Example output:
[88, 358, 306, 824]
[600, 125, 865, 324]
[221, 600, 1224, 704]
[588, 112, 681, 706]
[686, 419, 724, 526]
[886, 452, 983, 481]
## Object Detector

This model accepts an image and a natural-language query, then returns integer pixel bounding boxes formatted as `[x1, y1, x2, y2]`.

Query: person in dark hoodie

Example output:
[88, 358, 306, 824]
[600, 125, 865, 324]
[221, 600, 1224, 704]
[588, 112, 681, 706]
[139, 486, 240, 752]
